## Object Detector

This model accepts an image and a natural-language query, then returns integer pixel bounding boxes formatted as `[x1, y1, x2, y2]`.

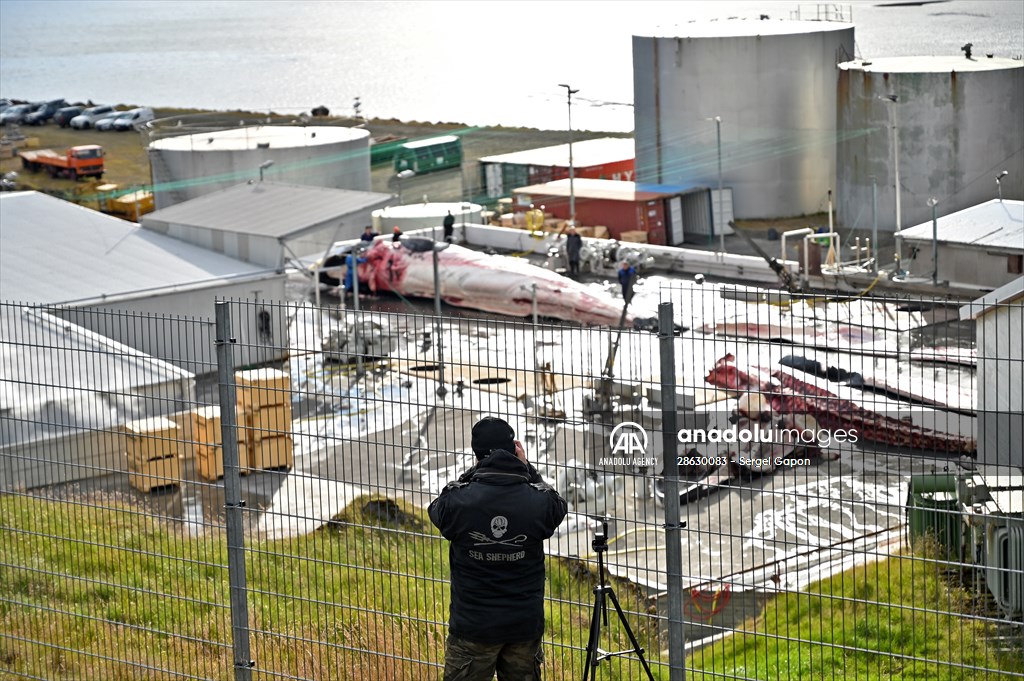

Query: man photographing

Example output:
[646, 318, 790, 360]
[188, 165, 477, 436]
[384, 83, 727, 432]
[429, 416, 568, 680]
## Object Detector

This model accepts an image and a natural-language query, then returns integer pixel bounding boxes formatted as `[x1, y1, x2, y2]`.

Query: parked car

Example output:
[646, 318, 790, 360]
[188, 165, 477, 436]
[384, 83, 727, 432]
[53, 105, 84, 128]
[23, 99, 69, 126]
[69, 104, 116, 129]
[0, 103, 39, 125]
[0, 99, 12, 113]
[95, 111, 127, 131]
[111, 107, 155, 131]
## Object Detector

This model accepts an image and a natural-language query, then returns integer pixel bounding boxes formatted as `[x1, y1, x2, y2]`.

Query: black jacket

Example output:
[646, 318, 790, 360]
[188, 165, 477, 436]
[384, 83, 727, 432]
[428, 450, 568, 644]
[565, 233, 583, 260]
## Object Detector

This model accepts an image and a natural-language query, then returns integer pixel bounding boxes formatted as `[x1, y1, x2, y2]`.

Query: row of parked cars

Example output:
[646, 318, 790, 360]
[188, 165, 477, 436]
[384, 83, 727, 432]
[0, 98, 156, 131]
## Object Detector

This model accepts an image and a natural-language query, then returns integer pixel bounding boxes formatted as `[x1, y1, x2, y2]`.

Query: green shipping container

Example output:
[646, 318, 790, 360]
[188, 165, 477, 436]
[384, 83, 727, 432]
[370, 135, 408, 166]
[392, 135, 462, 174]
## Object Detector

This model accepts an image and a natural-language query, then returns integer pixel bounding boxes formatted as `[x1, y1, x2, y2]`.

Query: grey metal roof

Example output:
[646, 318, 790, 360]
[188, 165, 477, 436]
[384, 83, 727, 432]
[479, 137, 634, 168]
[142, 182, 394, 240]
[899, 199, 1023, 251]
[0, 191, 274, 305]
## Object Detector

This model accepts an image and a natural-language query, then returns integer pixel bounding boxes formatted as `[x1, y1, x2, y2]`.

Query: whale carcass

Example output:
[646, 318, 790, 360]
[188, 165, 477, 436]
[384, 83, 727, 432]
[348, 238, 634, 327]
[705, 354, 976, 454]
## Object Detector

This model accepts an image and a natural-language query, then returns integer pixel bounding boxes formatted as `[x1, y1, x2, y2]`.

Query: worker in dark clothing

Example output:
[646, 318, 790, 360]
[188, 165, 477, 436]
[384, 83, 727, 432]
[392, 225, 403, 243]
[429, 417, 568, 681]
[443, 210, 455, 243]
[618, 261, 637, 302]
[564, 227, 583, 275]
[360, 225, 378, 242]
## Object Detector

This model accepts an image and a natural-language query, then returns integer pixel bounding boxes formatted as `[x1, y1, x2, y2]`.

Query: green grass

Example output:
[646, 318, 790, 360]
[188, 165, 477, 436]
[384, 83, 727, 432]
[687, 548, 1024, 681]
[0, 494, 657, 680]
[1, 494, 1020, 680]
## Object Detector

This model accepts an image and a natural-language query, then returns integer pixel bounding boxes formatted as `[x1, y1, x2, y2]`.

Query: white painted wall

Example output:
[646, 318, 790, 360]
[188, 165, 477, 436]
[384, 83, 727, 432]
[977, 297, 1024, 468]
[53, 275, 289, 375]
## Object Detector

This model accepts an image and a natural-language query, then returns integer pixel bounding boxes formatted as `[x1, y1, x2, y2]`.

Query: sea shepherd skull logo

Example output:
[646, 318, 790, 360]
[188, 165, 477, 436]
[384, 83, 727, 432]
[470, 515, 525, 547]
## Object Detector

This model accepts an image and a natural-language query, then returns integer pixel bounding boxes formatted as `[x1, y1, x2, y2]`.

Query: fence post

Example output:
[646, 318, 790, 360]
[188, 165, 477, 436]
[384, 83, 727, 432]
[658, 302, 687, 680]
[215, 301, 254, 681]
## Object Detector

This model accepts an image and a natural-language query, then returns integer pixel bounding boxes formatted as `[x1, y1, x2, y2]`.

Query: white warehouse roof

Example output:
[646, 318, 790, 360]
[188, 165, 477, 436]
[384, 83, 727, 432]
[479, 137, 634, 168]
[0, 192, 274, 305]
[0, 305, 193, 447]
[142, 182, 394, 239]
[960, 276, 1024, 320]
[899, 199, 1023, 251]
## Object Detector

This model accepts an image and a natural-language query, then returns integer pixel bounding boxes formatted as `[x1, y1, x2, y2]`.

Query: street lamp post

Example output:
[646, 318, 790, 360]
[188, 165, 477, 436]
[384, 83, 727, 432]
[996, 170, 1009, 202]
[878, 94, 902, 232]
[396, 168, 415, 204]
[432, 241, 450, 397]
[558, 84, 579, 227]
[927, 197, 939, 286]
[871, 175, 878, 273]
[708, 116, 724, 255]
[259, 160, 274, 182]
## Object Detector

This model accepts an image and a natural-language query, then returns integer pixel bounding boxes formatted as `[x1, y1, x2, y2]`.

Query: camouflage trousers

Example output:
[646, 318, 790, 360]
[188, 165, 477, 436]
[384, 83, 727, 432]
[443, 634, 543, 681]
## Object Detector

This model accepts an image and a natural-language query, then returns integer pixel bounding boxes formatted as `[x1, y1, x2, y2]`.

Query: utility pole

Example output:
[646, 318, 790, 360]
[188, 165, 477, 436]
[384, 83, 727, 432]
[558, 84, 579, 227]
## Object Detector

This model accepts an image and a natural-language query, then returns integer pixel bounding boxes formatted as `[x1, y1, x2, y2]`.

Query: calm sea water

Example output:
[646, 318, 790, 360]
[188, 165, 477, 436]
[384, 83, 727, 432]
[1, 0, 1021, 132]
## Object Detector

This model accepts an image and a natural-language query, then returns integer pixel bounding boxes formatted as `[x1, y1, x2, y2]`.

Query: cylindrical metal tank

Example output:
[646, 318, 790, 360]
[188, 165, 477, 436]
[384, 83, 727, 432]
[148, 125, 371, 209]
[372, 202, 484, 233]
[837, 57, 1023, 233]
[633, 20, 855, 219]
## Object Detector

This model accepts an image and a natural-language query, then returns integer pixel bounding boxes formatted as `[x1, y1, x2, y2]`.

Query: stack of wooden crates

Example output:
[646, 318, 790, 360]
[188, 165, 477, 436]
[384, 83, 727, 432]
[237, 368, 294, 472]
[124, 416, 182, 492]
[189, 368, 293, 481]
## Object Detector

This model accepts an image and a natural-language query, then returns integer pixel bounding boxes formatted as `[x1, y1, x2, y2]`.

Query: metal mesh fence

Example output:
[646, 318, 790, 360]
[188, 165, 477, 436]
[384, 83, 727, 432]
[1, 285, 1022, 681]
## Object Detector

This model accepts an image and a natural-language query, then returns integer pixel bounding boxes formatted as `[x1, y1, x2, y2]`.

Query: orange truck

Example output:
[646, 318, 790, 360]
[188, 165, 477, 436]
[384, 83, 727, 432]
[18, 145, 105, 180]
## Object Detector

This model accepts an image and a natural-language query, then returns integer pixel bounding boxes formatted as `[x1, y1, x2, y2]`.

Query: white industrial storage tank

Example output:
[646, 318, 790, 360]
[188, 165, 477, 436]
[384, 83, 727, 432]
[633, 20, 855, 220]
[148, 125, 371, 209]
[836, 56, 1024, 233]
[372, 202, 484, 233]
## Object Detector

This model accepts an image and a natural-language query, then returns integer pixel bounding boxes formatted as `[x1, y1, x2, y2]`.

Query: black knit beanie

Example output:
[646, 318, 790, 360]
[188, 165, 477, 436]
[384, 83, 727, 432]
[470, 417, 515, 460]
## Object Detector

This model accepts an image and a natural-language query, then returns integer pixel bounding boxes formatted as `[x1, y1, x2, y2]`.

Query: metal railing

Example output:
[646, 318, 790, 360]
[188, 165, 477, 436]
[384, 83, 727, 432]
[1, 287, 1021, 680]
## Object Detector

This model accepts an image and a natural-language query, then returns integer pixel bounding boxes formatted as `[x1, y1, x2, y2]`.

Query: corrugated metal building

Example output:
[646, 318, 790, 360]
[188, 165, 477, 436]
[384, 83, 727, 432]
[897, 199, 1023, 290]
[0, 191, 288, 372]
[960, 276, 1024, 469]
[0, 305, 194, 491]
[512, 178, 714, 245]
[479, 138, 635, 199]
[142, 181, 395, 268]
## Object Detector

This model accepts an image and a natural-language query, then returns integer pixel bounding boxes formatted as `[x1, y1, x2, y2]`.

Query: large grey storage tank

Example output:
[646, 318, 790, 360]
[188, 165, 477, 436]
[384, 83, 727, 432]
[148, 125, 371, 209]
[633, 20, 855, 220]
[836, 56, 1024, 233]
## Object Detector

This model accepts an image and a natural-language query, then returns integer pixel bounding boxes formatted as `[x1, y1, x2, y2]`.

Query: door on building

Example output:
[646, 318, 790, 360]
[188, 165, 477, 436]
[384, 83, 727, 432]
[485, 164, 503, 198]
[668, 196, 684, 245]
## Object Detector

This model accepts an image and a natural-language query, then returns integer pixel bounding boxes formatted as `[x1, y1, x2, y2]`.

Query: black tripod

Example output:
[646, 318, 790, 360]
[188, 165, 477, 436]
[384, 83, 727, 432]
[582, 520, 656, 680]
